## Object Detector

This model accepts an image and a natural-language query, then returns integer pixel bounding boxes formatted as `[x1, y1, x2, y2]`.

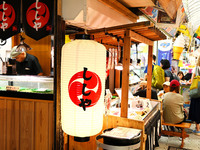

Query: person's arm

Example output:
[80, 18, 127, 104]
[144, 73, 147, 81]
[190, 72, 196, 83]
[164, 70, 171, 82]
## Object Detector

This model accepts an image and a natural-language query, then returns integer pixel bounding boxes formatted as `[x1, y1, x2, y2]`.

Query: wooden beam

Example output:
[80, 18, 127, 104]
[158, 0, 182, 19]
[121, 29, 131, 118]
[130, 30, 154, 46]
[146, 45, 153, 99]
[118, 0, 156, 7]
[82, 21, 151, 35]
[148, 27, 166, 40]
[98, 0, 138, 22]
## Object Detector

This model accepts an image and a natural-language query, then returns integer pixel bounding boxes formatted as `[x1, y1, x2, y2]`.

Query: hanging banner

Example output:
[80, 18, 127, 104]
[158, 39, 172, 66]
[0, 0, 21, 40]
[22, 0, 54, 40]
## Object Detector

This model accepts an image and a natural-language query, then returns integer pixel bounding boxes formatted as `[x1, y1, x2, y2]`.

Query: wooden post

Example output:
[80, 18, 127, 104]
[55, 15, 65, 150]
[121, 29, 131, 118]
[115, 70, 121, 88]
[146, 45, 153, 99]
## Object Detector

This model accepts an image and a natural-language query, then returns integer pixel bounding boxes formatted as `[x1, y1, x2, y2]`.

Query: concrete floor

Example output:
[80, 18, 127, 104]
[155, 124, 200, 150]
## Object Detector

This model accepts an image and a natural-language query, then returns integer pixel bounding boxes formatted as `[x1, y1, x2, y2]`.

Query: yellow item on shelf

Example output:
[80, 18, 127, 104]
[178, 60, 183, 67]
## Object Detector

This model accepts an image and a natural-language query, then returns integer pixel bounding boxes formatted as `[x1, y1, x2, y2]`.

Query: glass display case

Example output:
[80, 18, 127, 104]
[0, 75, 53, 100]
[106, 88, 160, 122]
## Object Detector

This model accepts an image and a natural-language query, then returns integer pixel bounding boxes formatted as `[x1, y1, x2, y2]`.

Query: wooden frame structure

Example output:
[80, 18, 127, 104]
[64, 21, 166, 150]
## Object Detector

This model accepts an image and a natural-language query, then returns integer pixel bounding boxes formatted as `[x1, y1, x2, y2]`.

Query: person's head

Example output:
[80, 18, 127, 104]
[10, 46, 26, 62]
[177, 71, 184, 80]
[160, 59, 170, 69]
[137, 59, 141, 64]
[170, 80, 180, 93]
[163, 81, 170, 93]
[153, 55, 156, 63]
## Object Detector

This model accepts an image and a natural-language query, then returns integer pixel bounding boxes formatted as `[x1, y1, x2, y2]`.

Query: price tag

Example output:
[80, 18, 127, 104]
[6, 86, 20, 91]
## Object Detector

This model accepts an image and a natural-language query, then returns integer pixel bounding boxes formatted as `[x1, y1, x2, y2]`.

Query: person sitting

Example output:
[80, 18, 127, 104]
[184, 72, 192, 81]
[133, 81, 158, 100]
[163, 80, 186, 124]
[177, 71, 185, 81]
[157, 81, 170, 101]
[177, 71, 187, 84]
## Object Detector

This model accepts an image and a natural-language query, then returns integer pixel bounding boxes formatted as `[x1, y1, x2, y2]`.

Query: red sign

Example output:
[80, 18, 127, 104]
[26, 2, 50, 31]
[22, 0, 54, 40]
[0, 3, 15, 30]
[0, 0, 20, 40]
[68, 68, 102, 111]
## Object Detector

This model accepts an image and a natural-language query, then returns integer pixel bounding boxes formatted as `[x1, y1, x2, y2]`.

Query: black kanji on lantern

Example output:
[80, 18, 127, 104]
[79, 98, 92, 111]
[22, 0, 54, 40]
[79, 67, 93, 111]
[0, 0, 21, 40]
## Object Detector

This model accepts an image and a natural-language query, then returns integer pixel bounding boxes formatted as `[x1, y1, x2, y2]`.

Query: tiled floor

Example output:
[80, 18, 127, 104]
[155, 124, 200, 150]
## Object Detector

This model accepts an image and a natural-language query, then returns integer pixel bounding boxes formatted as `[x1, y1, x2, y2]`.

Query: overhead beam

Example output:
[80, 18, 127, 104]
[98, 0, 139, 22]
[158, 0, 182, 19]
[148, 27, 166, 40]
[70, 21, 152, 36]
[118, 0, 156, 7]
[130, 30, 154, 46]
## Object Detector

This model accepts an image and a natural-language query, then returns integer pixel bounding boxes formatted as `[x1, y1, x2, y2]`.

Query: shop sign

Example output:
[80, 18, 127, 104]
[22, 0, 54, 40]
[0, 0, 21, 40]
[68, 67, 102, 111]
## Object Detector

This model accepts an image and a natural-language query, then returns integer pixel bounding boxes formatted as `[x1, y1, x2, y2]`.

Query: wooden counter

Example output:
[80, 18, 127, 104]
[0, 96, 54, 150]
[64, 100, 160, 150]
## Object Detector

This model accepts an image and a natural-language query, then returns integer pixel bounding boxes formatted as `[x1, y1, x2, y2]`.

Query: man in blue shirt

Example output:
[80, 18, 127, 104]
[144, 54, 156, 80]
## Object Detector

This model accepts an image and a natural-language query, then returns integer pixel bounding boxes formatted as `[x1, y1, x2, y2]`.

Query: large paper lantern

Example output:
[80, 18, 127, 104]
[61, 34, 106, 142]
[182, 0, 200, 32]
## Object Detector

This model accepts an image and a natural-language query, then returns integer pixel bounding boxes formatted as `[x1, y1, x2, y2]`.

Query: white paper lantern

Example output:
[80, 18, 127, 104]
[61, 35, 106, 141]
[182, 0, 200, 32]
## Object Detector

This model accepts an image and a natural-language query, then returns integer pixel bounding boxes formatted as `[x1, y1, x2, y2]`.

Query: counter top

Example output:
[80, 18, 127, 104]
[0, 90, 53, 100]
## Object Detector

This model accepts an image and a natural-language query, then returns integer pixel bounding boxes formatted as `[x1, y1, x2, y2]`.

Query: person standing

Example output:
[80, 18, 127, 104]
[160, 59, 171, 82]
[143, 54, 156, 81]
[10, 46, 43, 76]
[189, 56, 200, 135]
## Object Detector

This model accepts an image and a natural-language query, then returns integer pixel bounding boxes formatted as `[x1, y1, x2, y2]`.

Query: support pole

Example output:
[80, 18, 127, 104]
[121, 29, 131, 118]
[146, 45, 153, 99]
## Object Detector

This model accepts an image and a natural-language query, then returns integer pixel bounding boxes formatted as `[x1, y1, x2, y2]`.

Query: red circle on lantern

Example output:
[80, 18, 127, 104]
[0, 3, 15, 29]
[26, 2, 50, 29]
[68, 70, 102, 108]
